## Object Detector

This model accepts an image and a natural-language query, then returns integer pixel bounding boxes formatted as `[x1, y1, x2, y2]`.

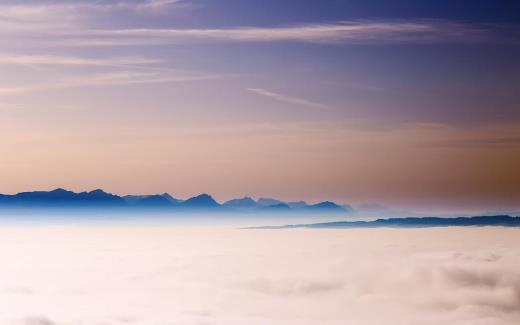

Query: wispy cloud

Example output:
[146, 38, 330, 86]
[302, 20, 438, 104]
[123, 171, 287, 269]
[0, 5, 510, 48]
[93, 20, 489, 45]
[0, 0, 182, 21]
[137, 0, 183, 12]
[82, 21, 503, 47]
[0, 54, 161, 66]
[422, 135, 520, 149]
[248, 88, 328, 109]
[0, 71, 218, 95]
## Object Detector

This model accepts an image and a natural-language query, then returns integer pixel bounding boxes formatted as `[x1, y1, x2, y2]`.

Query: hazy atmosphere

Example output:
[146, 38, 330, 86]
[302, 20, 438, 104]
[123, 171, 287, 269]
[1, 0, 519, 213]
[1, 2, 519, 324]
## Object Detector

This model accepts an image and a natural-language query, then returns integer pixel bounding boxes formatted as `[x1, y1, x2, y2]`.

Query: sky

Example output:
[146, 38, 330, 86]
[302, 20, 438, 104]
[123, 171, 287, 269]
[0, 0, 519, 213]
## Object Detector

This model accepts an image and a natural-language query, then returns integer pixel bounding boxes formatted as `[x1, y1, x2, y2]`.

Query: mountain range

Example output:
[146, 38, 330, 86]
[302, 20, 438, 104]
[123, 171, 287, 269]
[251, 215, 520, 229]
[0, 189, 350, 213]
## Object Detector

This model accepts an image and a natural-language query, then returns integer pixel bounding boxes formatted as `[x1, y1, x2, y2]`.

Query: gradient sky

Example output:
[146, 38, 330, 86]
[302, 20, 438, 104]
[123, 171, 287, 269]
[0, 0, 519, 213]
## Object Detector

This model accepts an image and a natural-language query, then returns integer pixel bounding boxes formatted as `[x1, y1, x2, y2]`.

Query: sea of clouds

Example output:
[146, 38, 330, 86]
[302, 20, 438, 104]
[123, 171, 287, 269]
[0, 225, 518, 325]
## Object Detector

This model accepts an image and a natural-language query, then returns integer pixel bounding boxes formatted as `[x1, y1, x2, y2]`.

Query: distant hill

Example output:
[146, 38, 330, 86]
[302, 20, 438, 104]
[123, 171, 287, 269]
[304, 201, 347, 213]
[262, 202, 291, 210]
[161, 193, 182, 204]
[124, 193, 181, 207]
[223, 197, 258, 209]
[181, 194, 220, 208]
[251, 215, 520, 229]
[257, 198, 284, 207]
[0, 189, 350, 214]
[133, 195, 176, 207]
[123, 195, 149, 205]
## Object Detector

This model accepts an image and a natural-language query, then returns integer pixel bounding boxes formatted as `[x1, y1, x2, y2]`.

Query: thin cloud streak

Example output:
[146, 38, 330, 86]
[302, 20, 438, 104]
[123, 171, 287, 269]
[0, 14, 508, 47]
[0, 54, 161, 66]
[0, 72, 219, 95]
[137, 0, 183, 11]
[248, 88, 328, 109]
[0, 1, 515, 49]
[0, 0, 182, 21]
[95, 20, 489, 44]
[422, 135, 520, 149]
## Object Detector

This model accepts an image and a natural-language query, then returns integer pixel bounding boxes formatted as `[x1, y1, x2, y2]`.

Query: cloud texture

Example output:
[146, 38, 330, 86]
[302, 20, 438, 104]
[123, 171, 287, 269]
[0, 225, 518, 324]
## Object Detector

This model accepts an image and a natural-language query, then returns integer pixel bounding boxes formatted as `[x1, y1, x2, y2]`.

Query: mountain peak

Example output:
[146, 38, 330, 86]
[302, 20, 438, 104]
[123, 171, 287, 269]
[161, 193, 181, 204]
[257, 198, 283, 207]
[182, 194, 220, 208]
[89, 189, 107, 194]
[134, 195, 176, 207]
[223, 197, 258, 208]
[307, 201, 345, 211]
[51, 188, 73, 194]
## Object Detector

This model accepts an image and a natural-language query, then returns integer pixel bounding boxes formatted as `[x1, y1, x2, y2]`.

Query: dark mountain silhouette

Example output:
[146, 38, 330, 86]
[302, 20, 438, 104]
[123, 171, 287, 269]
[0, 189, 350, 214]
[181, 194, 220, 208]
[134, 195, 176, 207]
[124, 193, 181, 207]
[257, 198, 283, 207]
[305, 201, 346, 212]
[251, 215, 520, 229]
[123, 195, 150, 204]
[223, 197, 258, 209]
[161, 193, 182, 204]
[0, 188, 125, 207]
[262, 202, 291, 210]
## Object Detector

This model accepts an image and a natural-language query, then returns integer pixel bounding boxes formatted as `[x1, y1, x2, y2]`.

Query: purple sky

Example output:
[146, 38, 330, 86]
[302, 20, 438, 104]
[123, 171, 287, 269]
[0, 0, 519, 213]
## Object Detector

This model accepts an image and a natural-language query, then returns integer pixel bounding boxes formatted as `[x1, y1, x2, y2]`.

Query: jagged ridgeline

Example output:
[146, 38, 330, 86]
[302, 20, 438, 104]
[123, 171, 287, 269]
[0, 188, 352, 214]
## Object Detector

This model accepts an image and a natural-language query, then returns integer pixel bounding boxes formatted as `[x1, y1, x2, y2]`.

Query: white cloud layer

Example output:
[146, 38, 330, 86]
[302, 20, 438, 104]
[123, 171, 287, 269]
[0, 225, 518, 324]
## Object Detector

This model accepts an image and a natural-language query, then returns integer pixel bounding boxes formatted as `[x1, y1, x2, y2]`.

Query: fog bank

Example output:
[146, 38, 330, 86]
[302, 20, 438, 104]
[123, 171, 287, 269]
[0, 226, 519, 324]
